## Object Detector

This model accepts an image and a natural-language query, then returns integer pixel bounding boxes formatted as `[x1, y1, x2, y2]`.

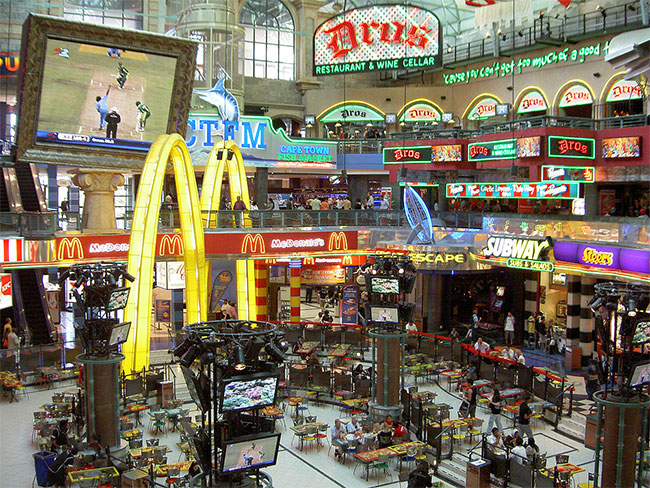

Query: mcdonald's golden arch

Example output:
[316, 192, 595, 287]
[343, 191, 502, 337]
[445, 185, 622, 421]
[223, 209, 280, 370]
[58, 237, 84, 260]
[241, 234, 266, 254]
[159, 234, 184, 256]
[328, 232, 348, 251]
[122, 136, 249, 373]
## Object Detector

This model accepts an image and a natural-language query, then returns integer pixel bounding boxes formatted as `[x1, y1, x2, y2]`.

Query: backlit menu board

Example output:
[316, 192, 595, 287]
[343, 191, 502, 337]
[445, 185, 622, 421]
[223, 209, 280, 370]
[541, 165, 595, 183]
[432, 144, 462, 162]
[468, 136, 541, 162]
[446, 182, 580, 199]
[602, 137, 641, 158]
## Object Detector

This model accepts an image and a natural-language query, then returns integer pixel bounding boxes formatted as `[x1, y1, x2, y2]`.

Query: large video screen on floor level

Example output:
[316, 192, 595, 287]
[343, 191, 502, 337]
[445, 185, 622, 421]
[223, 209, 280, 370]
[37, 38, 175, 152]
[220, 373, 279, 413]
[221, 433, 281, 475]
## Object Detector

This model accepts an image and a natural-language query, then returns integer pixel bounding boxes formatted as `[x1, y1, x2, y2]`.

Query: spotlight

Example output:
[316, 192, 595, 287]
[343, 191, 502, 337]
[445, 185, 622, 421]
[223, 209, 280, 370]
[446, 44, 452, 53]
[539, 10, 544, 18]
[75, 274, 87, 288]
[180, 344, 201, 368]
[265, 342, 286, 363]
[122, 271, 136, 282]
[628, 298, 637, 316]
[233, 345, 247, 371]
[518, 30, 524, 37]
[588, 296, 605, 313]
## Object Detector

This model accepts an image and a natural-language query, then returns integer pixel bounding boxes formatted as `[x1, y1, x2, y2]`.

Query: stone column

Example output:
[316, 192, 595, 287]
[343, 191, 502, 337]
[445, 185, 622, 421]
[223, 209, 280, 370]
[72, 170, 124, 232]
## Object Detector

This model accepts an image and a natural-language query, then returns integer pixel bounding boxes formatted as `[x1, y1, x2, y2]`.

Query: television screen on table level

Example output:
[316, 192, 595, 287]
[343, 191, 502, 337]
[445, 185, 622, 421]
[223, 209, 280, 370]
[630, 361, 650, 387]
[220, 433, 281, 475]
[370, 276, 400, 294]
[369, 306, 399, 323]
[220, 373, 279, 413]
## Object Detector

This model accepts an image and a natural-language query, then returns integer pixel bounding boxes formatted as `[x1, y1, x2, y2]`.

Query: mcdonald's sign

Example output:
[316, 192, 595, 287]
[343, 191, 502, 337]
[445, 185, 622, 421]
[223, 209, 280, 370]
[241, 234, 266, 254]
[343, 255, 353, 265]
[57, 237, 84, 260]
[159, 234, 184, 256]
[328, 232, 348, 251]
[303, 256, 315, 265]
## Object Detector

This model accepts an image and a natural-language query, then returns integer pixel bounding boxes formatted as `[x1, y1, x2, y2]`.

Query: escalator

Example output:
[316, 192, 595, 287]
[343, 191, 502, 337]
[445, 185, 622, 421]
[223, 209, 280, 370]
[13, 163, 46, 212]
[11, 269, 53, 345]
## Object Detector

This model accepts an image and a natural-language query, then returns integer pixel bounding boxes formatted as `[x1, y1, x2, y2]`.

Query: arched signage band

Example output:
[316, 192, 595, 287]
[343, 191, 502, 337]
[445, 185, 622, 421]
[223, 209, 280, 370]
[122, 134, 208, 373]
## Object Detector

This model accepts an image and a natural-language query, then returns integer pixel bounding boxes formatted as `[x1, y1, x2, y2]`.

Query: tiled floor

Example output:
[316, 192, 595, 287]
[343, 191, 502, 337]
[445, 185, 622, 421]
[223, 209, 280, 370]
[0, 370, 600, 488]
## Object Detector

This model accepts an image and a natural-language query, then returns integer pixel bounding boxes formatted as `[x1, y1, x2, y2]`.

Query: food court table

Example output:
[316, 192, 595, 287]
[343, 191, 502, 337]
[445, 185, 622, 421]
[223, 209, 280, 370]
[0, 371, 22, 403]
[440, 370, 463, 391]
[127, 403, 149, 426]
[354, 447, 396, 480]
[122, 429, 141, 441]
[68, 466, 119, 484]
[387, 440, 426, 455]
[342, 398, 371, 409]
[291, 421, 325, 450]
[481, 388, 524, 404]
[296, 342, 320, 355]
[155, 461, 194, 477]
[330, 344, 351, 357]
[129, 445, 170, 458]
[539, 463, 585, 479]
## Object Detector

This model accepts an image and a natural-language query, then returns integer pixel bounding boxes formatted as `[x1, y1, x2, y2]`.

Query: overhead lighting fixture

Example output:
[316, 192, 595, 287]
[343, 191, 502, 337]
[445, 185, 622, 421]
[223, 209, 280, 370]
[265, 342, 286, 363]
[180, 344, 201, 368]
[446, 44, 452, 53]
[233, 344, 247, 371]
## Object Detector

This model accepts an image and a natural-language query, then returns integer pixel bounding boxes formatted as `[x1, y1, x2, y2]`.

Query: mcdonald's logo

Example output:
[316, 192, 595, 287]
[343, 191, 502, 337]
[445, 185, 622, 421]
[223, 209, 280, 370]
[328, 232, 348, 251]
[57, 237, 84, 260]
[343, 255, 353, 265]
[241, 234, 266, 254]
[159, 234, 184, 256]
[303, 256, 315, 265]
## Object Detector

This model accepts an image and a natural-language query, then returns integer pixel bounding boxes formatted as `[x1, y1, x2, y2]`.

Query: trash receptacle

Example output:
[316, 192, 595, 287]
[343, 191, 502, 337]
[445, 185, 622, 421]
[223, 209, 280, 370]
[33, 450, 56, 487]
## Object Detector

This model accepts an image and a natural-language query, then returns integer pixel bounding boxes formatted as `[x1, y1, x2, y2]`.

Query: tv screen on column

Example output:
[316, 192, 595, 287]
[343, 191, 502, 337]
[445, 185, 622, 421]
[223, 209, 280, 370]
[15, 14, 196, 169]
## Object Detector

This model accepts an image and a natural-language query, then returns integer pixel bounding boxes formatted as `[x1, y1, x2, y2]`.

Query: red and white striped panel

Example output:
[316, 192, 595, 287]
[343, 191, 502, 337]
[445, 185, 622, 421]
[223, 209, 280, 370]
[0, 238, 24, 263]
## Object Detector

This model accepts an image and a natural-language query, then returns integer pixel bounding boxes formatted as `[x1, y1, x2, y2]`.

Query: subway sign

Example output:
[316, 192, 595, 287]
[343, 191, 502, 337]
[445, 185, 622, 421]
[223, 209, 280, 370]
[383, 146, 432, 164]
[313, 5, 441, 75]
[482, 236, 554, 272]
[187, 113, 337, 168]
[548, 136, 595, 159]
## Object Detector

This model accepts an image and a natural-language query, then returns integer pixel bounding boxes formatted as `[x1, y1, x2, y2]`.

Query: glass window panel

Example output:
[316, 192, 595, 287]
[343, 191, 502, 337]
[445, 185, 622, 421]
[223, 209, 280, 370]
[279, 46, 293, 62]
[267, 62, 279, 79]
[245, 42, 254, 58]
[254, 61, 266, 78]
[255, 28, 266, 43]
[279, 63, 293, 80]
[254, 44, 267, 60]
[245, 28, 253, 41]
[245, 60, 254, 76]
[267, 29, 279, 44]
[267, 45, 279, 62]
[279, 31, 293, 45]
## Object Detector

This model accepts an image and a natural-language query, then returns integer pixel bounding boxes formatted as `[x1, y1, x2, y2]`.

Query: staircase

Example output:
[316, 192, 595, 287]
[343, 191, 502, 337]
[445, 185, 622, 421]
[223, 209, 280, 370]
[435, 452, 470, 487]
[556, 414, 586, 444]
[11, 269, 53, 345]
[14, 163, 45, 212]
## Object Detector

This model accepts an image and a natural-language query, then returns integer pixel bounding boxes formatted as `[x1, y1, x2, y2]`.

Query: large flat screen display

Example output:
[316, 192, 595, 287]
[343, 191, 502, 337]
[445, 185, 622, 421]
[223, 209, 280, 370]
[370, 276, 400, 294]
[632, 318, 650, 345]
[108, 321, 131, 346]
[602, 137, 641, 158]
[37, 39, 175, 152]
[630, 361, 650, 387]
[106, 287, 130, 312]
[369, 306, 399, 323]
[220, 433, 281, 474]
[220, 373, 278, 413]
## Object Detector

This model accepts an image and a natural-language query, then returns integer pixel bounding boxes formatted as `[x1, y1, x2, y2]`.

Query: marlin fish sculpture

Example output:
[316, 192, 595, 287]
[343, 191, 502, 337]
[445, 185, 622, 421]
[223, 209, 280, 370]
[194, 77, 240, 122]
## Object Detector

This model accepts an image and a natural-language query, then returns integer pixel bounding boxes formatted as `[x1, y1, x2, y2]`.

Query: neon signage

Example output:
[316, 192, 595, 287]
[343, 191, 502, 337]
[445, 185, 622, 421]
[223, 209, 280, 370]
[446, 182, 580, 199]
[443, 42, 608, 86]
[517, 90, 547, 114]
[541, 165, 595, 183]
[558, 84, 593, 108]
[400, 102, 441, 122]
[0, 52, 19, 78]
[548, 136, 595, 159]
[313, 5, 441, 75]
[606, 78, 644, 102]
[383, 146, 432, 164]
[483, 236, 554, 271]
[554, 241, 650, 275]
[320, 104, 385, 122]
[468, 136, 540, 161]
[467, 98, 497, 120]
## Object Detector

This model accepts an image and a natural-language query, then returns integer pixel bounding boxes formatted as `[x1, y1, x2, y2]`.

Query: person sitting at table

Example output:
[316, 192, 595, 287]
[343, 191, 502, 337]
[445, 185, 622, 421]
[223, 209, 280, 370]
[474, 337, 490, 354]
[353, 363, 365, 376]
[292, 336, 304, 354]
[525, 438, 540, 461]
[509, 437, 528, 465]
[51, 419, 70, 451]
[46, 447, 76, 488]
[384, 415, 394, 428]
[346, 415, 362, 434]
[331, 419, 348, 459]
[377, 426, 393, 449]
[307, 351, 320, 365]
[503, 429, 520, 449]
[516, 351, 526, 365]
[359, 424, 375, 452]
[487, 427, 503, 449]
[500, 346, 516, 361]
[393, 422, 409, 443]
[408, 461, 433, 488]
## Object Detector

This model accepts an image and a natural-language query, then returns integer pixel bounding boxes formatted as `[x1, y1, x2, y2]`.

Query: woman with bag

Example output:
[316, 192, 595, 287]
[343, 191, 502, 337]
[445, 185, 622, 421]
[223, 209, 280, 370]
[486, 387, 504, 433]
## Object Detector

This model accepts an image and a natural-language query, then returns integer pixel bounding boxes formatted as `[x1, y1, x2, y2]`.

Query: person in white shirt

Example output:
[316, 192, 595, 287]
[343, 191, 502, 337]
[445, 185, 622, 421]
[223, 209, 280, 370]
[517, 351, 526, 365]
[405, 321, 418, 332]
[486, 427, 505, 454]
[510, 437, 528, 465]
[500, 346, 516, 361]
[474, 337, 490, 354]
[346, 416, 362, 434]
[505, 311, 516, 346]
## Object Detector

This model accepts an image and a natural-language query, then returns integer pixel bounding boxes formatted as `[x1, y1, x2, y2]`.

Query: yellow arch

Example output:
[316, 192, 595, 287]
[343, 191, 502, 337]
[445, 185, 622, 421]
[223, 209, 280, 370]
[396, 98, 445, 120]
[122, 134, 208, 372]
[200, 140, 251, 227]
[461, 93, 503, 120]
[552, 79, 596, 108]
[513, 86, 550, 113]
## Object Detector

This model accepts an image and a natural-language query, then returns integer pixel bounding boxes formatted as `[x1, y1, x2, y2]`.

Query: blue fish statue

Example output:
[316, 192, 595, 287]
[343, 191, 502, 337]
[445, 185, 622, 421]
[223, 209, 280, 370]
[404, 184, 434, 244]
[194, 78, 240, 121]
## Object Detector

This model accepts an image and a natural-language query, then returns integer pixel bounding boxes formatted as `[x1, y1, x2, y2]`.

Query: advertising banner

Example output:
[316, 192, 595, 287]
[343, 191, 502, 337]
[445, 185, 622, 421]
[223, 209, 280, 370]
[605, 79, 644, 102]
[155, 300, 171, 322]
[383, 146, 432, 164]
[466, 98, 497, 120]
[602, 137, 641, 158]
[399, 102, 441, 122]
[446, 182, 579, 199]
[554, 241, 650, 275]
[301, 266, 346, 285]
[558, 84, 593, 107]
[155, 261, 185, 290]
[548, 136, 595, 159]
[0, 52, 19, 78]
[313, 5, 441, 75]
[541, 165, 595, 183]
[467, 136, 540, 161]
[0, 274, 11, 310]
[186, 113, 337, 168]
[320, 104, 385, 123]
[210, 262, 236, 312]
[432, 144, 462, 162]
[340, 285, 359, 324]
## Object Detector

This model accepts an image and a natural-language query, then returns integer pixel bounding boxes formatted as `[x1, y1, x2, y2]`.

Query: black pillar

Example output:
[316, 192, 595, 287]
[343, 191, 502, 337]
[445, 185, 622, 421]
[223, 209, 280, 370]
[255, 168, 268, 207]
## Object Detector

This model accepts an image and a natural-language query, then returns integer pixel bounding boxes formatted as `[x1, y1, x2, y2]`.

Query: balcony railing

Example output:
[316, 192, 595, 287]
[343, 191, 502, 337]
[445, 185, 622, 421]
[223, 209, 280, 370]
[0, 212, 58, 238]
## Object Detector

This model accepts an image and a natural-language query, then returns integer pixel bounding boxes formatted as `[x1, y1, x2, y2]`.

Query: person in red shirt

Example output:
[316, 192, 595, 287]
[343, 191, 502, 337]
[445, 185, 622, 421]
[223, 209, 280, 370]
[384, 415, 394, 428]
[393, 422, 409, 443]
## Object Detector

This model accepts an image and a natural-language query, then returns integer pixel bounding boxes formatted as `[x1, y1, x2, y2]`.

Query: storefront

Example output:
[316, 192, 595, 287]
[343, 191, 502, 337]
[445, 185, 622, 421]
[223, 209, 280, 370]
[317, 102, 386, 139]
[601, 75, 645, 117]
[555, 81, 595, 118]
[397, 99, 443, 131]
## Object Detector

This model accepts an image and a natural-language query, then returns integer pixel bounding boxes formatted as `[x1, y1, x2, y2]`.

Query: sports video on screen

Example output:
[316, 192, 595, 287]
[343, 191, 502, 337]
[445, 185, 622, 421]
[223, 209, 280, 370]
[36, 38, 176, 152]
[221, 434, 280, 474]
